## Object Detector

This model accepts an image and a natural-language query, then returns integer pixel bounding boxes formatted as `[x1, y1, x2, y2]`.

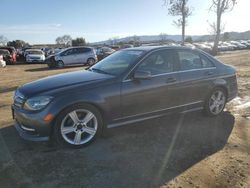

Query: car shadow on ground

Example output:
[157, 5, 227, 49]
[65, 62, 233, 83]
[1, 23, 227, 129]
[0, 111, 235, 188]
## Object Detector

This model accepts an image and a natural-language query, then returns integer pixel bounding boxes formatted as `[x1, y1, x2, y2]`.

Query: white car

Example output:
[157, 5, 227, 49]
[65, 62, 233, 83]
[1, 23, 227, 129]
[0, 55, 6, 67]
[25, 49, 45, 63]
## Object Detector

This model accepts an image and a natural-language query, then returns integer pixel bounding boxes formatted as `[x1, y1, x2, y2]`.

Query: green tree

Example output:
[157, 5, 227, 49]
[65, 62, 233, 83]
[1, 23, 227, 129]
[72, 38, 86, 46]
[0, 35, 8, 46]
[209, 0, 237, 55]
[163, 0, 193, 45]
[7, 40, 29, 49]
[185, 36, 193, 43]
[55, 35, 72, 47]
[222, 32, 230, 41]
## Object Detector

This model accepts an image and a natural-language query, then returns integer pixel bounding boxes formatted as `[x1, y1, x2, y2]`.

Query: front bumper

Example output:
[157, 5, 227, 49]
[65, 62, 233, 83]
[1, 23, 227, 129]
[14, 120, 49, 141]
[26, 59, 45, 63]
[12, 105, 51, 141]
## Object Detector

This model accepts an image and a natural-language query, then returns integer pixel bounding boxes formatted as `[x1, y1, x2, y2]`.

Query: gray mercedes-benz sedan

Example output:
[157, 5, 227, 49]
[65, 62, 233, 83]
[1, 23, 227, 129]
[12, 46, 238, 147]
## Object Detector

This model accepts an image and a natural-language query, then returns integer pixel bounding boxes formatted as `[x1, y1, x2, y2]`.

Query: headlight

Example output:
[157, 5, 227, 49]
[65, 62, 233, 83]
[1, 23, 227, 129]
[24, 96, 53, 111]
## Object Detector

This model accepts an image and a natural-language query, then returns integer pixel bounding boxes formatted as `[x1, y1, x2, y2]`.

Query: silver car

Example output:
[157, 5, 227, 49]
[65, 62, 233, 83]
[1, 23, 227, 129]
[25, 49, 46, 63]
[51, 47, 97, 68]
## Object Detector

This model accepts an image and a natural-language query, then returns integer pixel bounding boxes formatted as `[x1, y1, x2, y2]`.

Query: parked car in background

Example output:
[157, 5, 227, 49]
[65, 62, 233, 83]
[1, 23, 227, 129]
[0, 47, 17, 64]
[25, 49, 45, 63]
[230, 41, 247, 50]
[0, 49, 12, 63]
[0, 54, 6, 67]
[47, 48, 63, 56]
[239, 40, 250, 48]
[41, 48, 52, 57]
[96, 47, 115, 61]
[110, 45, 120, 51]
[121, 44, 134, 49]
[12, 46, 238, 147]
[47, 46, 97, 68]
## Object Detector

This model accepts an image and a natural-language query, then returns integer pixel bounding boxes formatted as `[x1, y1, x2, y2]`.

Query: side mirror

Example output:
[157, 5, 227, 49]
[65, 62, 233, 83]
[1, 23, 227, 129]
[133, 70, 151, 80]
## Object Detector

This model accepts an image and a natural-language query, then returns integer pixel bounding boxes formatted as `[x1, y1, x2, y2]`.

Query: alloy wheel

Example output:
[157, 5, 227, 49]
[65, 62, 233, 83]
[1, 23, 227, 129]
[60, 109, 98, 145]
[208, 90, 226, 115]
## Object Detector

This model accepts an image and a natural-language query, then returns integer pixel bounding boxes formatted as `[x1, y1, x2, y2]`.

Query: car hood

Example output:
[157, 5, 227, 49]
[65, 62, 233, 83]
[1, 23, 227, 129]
[19, 70, 114, 97]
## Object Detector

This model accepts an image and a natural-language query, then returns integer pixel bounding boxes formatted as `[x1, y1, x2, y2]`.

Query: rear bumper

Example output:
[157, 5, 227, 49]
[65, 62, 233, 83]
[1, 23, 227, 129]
[227, 75, 238, 102]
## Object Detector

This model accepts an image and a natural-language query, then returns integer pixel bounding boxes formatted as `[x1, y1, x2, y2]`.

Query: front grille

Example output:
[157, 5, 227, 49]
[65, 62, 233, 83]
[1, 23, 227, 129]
[14, 90, 25, 108]
[30, 56, 41, 60]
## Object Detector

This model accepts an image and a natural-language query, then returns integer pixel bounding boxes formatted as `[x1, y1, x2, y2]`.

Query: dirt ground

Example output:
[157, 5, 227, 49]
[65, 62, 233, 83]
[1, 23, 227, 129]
[0, 50, 249, 188]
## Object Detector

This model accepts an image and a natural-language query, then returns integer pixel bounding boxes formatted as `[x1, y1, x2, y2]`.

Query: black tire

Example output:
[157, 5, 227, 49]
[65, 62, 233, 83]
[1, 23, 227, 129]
[87, 58, 96, 66]
[204, 87, 227, 116]
[53, 103, 103, 148]
[56, 60, 64, 68]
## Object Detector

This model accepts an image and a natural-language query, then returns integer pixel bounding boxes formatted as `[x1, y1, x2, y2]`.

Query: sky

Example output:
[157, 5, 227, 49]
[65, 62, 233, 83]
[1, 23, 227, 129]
[0, 0, 249, 44]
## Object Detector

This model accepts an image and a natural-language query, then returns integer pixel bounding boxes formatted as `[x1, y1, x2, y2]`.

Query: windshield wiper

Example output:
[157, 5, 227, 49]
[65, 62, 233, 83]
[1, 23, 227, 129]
[89, 68, 113, 75]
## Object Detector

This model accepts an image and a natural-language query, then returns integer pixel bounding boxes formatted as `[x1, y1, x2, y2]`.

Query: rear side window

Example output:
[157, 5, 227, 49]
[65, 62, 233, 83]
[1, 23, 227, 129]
[178, 51, 202, 70]
[78, 48, 91, 53]
[200, 54, 215, 68]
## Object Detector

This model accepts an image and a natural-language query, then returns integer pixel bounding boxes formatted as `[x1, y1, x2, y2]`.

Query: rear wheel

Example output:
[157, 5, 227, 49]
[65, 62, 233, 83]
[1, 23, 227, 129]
[87, 58, 95, 66]
[53, 104, 103, 148]
[204, 88, 226, 116]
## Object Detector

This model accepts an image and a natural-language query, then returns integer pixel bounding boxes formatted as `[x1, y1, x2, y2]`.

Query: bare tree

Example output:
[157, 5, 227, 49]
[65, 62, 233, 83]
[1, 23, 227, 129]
[163, 0, 192, 45]
[209, 0, 236, 55]
[0, 35, 8, 46]
[159, 33, 168, 44]
[55, 35, 72, 47]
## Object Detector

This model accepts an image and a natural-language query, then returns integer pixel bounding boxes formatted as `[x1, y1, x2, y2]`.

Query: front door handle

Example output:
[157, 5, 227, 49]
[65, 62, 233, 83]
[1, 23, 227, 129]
[166, 77, 177, 83]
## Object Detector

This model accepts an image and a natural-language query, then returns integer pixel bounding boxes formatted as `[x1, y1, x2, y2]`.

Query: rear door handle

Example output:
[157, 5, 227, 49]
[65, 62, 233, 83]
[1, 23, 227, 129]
[166, 77, 177, 83]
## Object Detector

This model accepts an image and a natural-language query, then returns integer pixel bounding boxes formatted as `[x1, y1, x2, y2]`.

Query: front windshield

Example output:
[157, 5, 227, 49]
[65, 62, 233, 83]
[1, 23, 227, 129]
[28, 51, 43, 55]
[89, 50, 144, 76]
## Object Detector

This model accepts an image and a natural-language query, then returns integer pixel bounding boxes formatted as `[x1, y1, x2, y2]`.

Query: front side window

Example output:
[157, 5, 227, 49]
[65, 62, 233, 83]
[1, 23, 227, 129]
[63, 49, 73, 56]
[136, 50, 175, 75]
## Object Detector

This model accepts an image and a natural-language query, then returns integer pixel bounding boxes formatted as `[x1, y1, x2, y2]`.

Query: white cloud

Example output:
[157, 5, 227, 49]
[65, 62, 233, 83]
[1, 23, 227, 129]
[0, 24, 62, 34]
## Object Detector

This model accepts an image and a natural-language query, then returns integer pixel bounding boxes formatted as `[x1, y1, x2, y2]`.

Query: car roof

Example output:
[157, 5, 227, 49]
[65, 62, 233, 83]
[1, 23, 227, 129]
[68, 46, 93, 49]
[0, 49, 10, 52]
[26, 49, 43, 52]
[122, 45, 195, 52]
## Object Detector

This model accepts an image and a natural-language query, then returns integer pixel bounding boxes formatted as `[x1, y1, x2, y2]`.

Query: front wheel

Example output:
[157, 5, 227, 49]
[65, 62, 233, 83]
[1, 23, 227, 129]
[204, 88, 227, 116]
[53, 104, 103, 148]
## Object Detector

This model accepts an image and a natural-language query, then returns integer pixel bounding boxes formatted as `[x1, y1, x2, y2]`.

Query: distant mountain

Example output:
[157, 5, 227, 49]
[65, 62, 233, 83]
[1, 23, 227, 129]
[92, 30, 250, 45]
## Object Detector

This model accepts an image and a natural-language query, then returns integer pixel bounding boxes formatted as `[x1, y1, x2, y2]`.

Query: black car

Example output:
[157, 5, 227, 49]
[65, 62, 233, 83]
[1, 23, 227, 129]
[0, 49, 11, 63]
[96, 47, 115, 61]
[12, 46, 238, 147]
[0, 47, 17, 64]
